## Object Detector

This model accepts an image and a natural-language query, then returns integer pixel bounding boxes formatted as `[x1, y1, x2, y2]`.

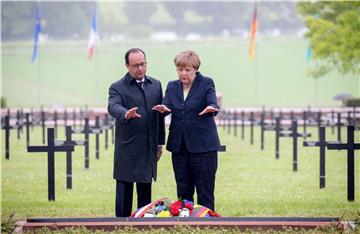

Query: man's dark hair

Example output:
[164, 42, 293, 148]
[125, 48, 146, 65]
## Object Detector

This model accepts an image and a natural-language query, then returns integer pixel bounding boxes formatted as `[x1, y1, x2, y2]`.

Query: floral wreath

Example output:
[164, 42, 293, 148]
[131, 197, 221, 218]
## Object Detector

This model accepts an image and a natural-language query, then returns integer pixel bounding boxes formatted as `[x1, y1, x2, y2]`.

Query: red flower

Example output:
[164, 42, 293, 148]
[174, 200, 183, 207]
[184, 203, 193, 210]
[169, 201, 182, 209]
[169, 207, 180, 216]
[208, 210, 215, 217]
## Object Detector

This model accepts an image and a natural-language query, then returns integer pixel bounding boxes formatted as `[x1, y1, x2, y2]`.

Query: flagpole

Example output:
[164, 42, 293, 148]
[255, 38, 259, 107]
[251, 1, 259, 107]
[314, 59, 319, 107]
[95, 3, 100, 106]
[95, 43, 99, 105]
[38, 45, 42, 106]
[88, 1, 99, 106]
[32, 1, 42, 107]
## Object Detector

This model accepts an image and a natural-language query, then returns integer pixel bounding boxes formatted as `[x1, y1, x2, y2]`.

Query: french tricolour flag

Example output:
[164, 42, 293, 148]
[88, 2, 98, 60]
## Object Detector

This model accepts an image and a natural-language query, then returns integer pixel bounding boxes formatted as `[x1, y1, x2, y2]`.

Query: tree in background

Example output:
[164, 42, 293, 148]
[2, 1, 304, 40]
[1, 2, 33, 40]
[1, 1, 92, 40]
[123, 2, 157, 38]
[41, 2, 91, 39]
[298, 1, 360, 78]
[193, 2, 246, 34]
[98, 2, 127, 36]
[259, 2, 303, 32]
[162, 1, 192, 26]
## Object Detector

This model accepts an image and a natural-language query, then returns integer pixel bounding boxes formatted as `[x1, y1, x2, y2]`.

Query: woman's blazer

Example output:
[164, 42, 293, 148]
[163, 72, 221, 154]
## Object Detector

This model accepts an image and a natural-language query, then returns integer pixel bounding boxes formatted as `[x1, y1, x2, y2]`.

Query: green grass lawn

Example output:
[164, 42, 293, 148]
[2, 37, 359, 108]
[2, 125, 359, 223]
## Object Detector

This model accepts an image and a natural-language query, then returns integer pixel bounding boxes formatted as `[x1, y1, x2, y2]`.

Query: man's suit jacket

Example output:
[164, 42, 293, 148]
[163, 72, 221, 154]
[108, 73, 165, 183]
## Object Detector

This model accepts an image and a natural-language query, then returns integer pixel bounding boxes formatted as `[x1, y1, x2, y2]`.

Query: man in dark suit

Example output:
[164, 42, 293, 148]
[108, 48, 165, 217]
[153, 50, 221, 211]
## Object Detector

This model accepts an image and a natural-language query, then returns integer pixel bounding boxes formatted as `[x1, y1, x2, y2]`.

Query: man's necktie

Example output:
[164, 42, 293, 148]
[138, 81, 144, 89]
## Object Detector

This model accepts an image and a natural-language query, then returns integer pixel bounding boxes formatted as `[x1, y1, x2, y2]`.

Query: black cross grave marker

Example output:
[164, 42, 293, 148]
[55, 126, 86, 189]
[41, 110, 46, 144]
[303, 111, 308, 140]
[303, 126, 340, 189]
[221, 110, 227, 132]
[279, 120, 311, 171]
[30, 108, 39, 130]
[227, 110, 232, 135]
[27, 128, 74, 201]
[102, 114, 114, 150]
[260, 117, 279, 151]
[241, 111, 245, 140]
[331, 110, 335, 135]
[233, 110, 238, 137]
[53, 110, 58, 139]
[72, 108, 77, 129]
[336, 112, 344, 142]
[326, 125, 359, 201]
[274, 117, 291, 159]
[2, 115, 13, 160]
[260, 112, 276, 150]
[64, 108, 68, 129]
[16, 109, 24, 140]
[72, 118, 90, 169]
[24, 113, 33, 146]
[93, 116, 103, 159]
[248, 112, 256, 145]
[72, 117, 103, 168]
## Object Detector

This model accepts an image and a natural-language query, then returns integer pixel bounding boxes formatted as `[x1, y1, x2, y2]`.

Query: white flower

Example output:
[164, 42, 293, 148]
[144, 213, 156, 217]
[179, 208, 190, 217]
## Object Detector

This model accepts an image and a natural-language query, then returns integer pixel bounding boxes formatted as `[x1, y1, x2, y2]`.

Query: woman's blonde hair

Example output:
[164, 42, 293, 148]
[174, 50, 201, 70]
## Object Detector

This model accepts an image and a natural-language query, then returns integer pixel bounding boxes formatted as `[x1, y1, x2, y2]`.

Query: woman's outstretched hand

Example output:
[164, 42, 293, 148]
[152, 105, 171, 114]
[199, 105, 219, 116]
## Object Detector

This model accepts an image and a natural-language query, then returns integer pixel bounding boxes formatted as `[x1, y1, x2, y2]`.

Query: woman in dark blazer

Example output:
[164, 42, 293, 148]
[153, 50, 221, 211]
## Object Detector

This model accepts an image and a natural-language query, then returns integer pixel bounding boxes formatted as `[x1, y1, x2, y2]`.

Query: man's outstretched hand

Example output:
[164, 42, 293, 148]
[125, 107, 142, 119]
[152, 105, 171, 114]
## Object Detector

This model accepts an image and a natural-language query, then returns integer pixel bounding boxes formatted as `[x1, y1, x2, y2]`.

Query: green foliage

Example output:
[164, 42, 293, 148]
[1, 2, 304, 40]
[1, 2, 92, 40]
[1, 96, 7, 108]
[41, 2, 92, 39]
[297, 1, 360, 78]
[1, 2, 33, 40]
[123, 2, 157, 25]
[343, 98, 360, 107]
[98, 2, 128, 33]
[162, 2, 193, 25]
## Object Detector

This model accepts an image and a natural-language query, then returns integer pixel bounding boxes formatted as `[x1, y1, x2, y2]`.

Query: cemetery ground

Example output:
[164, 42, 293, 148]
[1, 125, 359, 233]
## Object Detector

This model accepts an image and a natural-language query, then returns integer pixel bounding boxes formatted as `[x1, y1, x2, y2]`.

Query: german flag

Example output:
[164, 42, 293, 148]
[249, 3, 258, 61]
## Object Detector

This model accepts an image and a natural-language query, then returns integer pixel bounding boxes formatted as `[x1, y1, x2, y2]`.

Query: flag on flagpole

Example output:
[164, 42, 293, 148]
[88, 2, 98, 60]
[31, 1, 42, 63]
[249, 3, 258, 61]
